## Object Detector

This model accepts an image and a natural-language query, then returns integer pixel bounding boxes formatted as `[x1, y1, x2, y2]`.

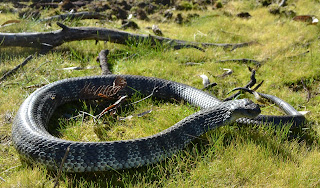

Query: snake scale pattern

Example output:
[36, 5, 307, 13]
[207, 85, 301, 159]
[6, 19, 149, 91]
[12, 75, 302, 172]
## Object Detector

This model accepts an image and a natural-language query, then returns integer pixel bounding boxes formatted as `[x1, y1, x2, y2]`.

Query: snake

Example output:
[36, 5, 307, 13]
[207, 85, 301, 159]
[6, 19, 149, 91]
[12, 75, 302, 172]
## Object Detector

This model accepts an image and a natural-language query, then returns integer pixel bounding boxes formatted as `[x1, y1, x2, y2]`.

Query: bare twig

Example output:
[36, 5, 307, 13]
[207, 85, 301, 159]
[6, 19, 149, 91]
[0, 176, 5, 182]
[216, 58, 261, 66]
[119, 109, 153, 121]
[96, 95, 127, 119]
[216, 68, 233, 78]
[0, 55, 33, 83]
[230, 41, 258, 51]
[0, 165, 20, 175]
[126, 87, 158, 106]
[173, 44, 205, 52]
[223, 69, 257, 101]
[286, 50, 309, 59]
[53, 146, 70, 188]
[97, 49, 112, 75]
[201, 82, 217, 90]
[78, 111, 96, 119]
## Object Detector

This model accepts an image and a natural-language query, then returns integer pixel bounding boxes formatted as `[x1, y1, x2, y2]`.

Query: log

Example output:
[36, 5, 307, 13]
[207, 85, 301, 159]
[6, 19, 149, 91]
[40, 12, 108, 22]
[0, 22, 256, 51]
[97, 49, 112, 75]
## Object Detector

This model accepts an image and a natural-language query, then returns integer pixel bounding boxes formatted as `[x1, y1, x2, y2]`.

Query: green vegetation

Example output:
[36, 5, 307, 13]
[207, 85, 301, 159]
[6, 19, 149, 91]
[1, 0, 320, 187]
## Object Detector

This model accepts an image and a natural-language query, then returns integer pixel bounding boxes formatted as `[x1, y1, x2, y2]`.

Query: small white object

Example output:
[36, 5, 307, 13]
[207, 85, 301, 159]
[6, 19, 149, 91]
[223, 68, 233, 76]
[312, 17, 318, 24]
[298, 111, 310, 115]
[199, 74, 210, 87]
[128, 14, 133, 20]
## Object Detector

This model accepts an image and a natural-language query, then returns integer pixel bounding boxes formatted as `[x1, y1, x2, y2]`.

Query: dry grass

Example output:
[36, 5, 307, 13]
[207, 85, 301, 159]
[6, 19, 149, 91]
[1, 0, 320, 187]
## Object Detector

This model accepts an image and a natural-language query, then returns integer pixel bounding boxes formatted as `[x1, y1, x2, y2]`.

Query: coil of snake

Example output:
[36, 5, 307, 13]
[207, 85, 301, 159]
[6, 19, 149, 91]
[12, 75, 305, 172]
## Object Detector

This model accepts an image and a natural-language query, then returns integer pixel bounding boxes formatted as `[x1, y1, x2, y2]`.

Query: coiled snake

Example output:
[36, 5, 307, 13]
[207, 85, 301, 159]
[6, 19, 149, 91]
[12, 75, 301, 172]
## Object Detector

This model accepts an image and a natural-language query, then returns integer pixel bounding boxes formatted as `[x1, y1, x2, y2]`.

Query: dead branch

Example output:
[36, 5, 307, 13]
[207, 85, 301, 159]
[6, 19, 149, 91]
[40, 12, 108, 22]
[96, 95, 127, 119]
[0, 55, 33, 83]
[286, 50, 309, 59]
[173, 44, 205, 52]
[223, 69, 257, 101]
[0, 22, 256, 51]
[201, 82, 217, 90]
[97, 49, 111, 75]
[230, 41, 258, 51]
[216, 58, 261, 66]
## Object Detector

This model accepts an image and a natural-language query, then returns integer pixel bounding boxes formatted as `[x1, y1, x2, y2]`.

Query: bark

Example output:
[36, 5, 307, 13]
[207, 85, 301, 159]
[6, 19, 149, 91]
[0, 22, 256, 51]
[40, 12, 108, 22]
[97, 49, 112, 75]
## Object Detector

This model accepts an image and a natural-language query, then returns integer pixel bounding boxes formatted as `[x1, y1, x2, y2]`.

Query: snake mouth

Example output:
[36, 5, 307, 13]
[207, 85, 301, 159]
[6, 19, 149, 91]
[234, 99, 261, 119]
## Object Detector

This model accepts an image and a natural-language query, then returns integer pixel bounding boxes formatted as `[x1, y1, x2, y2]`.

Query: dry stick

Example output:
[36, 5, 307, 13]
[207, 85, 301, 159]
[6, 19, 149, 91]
[216, 58, 261, 66]
[230, 41, 258, 51]
[0, 22, 256, 51]
[278, 0, 287, 7]
[0, 176, 5, 182]
[97, 49, 112, 75]
[173, 44, 205, 52]
[286, 50, 309, 59]
[223, 69, 257, 101]
[40, 12, 107, 22]
[0, 55, 33, 83]
[301, 79, 311, 102]
[53, 146, 70, 188]
[201, 82, 217, 90]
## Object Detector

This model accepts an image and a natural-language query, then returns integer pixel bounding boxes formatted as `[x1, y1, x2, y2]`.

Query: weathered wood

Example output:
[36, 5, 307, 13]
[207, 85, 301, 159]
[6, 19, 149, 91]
[40, 12, 108, 22]
[217, 58, 261, 66]
[0, 55, 33, 82]
[97, 49, 112, 75]
[223, 69, 257, 101]
[0, 22, 256, 51]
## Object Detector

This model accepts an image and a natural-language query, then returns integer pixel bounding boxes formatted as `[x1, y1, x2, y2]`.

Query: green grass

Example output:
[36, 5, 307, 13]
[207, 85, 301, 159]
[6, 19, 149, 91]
[1, 0, 320, 187]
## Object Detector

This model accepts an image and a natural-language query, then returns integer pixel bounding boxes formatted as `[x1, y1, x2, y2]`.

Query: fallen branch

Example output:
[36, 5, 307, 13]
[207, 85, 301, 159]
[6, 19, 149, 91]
[223, 68, 257, 101]
[97, 49, 112, 75]
[0, 22, 256, 51]
[216, 58, 262, 66]
[40, 12, 108, 22]
[0, 55, 33, 83]
[173, 44, 205, 52]
[286, 50, 309, 59]
[230, 41, 259, 51]
[96, 95, 127, 119]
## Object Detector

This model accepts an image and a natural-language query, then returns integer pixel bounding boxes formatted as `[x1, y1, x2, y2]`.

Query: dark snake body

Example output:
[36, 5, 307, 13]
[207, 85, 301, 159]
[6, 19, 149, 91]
[12, 75, 300, 172]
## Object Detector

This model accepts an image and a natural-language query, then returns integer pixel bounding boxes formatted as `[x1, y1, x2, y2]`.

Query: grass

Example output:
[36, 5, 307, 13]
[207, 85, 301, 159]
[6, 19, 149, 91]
[1, 0, 320, 187]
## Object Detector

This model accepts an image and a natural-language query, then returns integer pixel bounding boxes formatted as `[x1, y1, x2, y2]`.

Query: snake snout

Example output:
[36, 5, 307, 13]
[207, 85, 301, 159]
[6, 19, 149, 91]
[235, 99, 261, 119]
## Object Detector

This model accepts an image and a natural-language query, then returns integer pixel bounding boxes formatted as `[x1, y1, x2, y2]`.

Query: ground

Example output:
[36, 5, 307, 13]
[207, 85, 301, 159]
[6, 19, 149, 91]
[1, 0, 320, 187]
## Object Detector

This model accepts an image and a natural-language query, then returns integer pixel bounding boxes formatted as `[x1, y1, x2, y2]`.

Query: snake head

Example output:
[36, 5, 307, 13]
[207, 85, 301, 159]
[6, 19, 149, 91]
[228, 99, 261, 121]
